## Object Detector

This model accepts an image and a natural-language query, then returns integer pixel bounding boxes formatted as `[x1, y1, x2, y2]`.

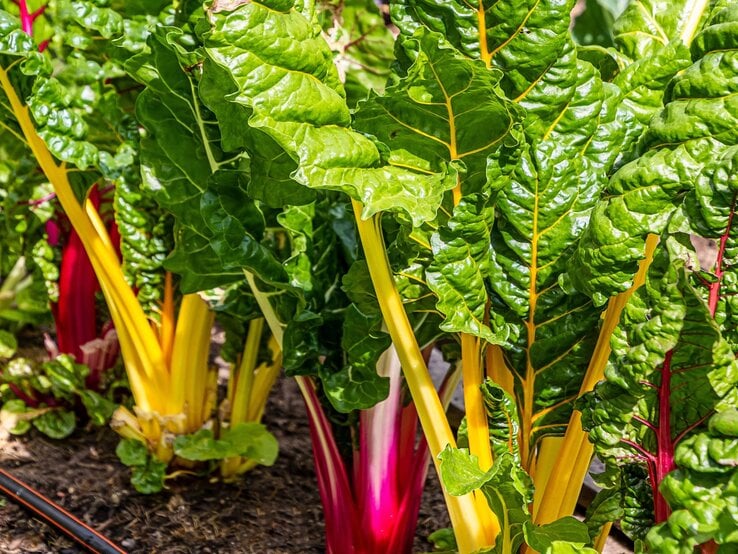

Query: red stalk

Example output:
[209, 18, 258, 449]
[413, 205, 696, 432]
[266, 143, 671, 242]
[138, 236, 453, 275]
[653, 351, 675, 523]
[707, 195, 736, 316]
[299, 351, 431, 554]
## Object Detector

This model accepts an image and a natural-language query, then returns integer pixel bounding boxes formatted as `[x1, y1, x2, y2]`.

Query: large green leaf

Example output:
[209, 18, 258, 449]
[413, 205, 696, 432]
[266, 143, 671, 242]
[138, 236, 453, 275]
[645, 409, 738, 552]
[571, 3, 736, 303]
[581, 239, 738, 541]
[127, 26, 288, 293]
[439, 447, 590, 553]
[205, 1, 457, 227]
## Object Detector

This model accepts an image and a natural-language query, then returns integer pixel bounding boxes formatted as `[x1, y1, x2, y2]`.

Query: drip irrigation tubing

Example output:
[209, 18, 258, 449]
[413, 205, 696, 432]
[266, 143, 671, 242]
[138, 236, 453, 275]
[0, 468, 127, 554]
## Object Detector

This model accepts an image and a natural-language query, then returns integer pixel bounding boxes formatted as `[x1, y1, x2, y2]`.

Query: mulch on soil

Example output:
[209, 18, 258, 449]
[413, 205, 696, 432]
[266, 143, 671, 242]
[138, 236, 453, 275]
[0, 377, 450, 553]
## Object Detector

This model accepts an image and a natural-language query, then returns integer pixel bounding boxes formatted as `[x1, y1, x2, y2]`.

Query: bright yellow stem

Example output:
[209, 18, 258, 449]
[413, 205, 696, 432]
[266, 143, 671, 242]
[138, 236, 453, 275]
[352, 201, 490, 553]
[160, 272, 175, 368]
[169, 294, 215, 431]
[246, 335, 282, 422]
[462, 334, 500, 537]
[0, 66, 167, 410]
[532, 436, 563, 520]
[486, 344, 515, 397]
[534, 235, 659, 526]
[230, 318, 265, 424]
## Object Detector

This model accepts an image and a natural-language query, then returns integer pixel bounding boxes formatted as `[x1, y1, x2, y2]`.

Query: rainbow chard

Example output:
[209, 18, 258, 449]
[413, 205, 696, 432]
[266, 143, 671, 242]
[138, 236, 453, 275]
[127, 1, 442, 549]
[574, 2, 738, 550]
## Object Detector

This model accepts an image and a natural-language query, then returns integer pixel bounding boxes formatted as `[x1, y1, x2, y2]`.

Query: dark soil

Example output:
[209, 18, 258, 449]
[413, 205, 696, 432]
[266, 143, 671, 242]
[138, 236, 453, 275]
[0, 377, 449, 553]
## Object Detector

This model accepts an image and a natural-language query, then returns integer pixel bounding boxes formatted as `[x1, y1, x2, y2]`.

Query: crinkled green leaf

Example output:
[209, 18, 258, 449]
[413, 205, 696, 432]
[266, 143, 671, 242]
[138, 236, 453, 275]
[174, 422, 279, 466]
[205, 2, 457, 226]
[582, 240, 738, 541]
[128, 27, 288, 293]
[646, 410, 738, 551]
[320, 304, 390, 412]
[32, 408, 76, 438]
[116, 437, 149, 466]
[391, 0, 574, 109]
[79, 389, 116, 426]
[130, 458, 166, 494]
[571, 4, 736, 302]
[481, 379, 520, 461]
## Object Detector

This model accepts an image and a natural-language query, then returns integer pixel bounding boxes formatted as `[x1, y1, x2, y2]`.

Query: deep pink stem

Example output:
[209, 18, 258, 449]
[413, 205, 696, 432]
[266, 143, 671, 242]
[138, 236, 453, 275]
[708, 195, 736, 316]
[654, 351, 675, 523]
[17, 0, 33, 35]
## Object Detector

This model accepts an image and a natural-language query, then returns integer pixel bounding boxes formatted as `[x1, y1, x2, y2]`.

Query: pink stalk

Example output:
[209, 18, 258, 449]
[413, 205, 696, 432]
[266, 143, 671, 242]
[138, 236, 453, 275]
[299, 347, 432, 554]
[708, 196, 735, 314]
[298, 376, 359, 554]
[356, 348, 402, 550]
[48, 186, 120, 389]
[653, 351, 675, 523]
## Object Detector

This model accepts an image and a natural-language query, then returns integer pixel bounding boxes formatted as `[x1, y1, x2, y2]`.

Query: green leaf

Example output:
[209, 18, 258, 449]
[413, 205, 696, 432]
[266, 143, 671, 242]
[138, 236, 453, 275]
[79, 390, 117, 426]
[174, 423, 279, 466]
[481, 379, 521, 461]
[571, 3, 734, 302]
[221, 422, 279, 466]
[42, 355, 88, 396]
[130, 458, 166, 494]
[0, 399, 32, 435]
[205, 2, 457, 226]
[116, 438, 149, 467]
[174, 428, 230, 461]
[646, 410, 738, 551]
[581, 239, 738, 541]
[438, 445, 494, 497]
[391, 0, 575, 106]
[320, 304, 390, 412]
[32, 409, 76, 439]
[523, 517, 590, 552]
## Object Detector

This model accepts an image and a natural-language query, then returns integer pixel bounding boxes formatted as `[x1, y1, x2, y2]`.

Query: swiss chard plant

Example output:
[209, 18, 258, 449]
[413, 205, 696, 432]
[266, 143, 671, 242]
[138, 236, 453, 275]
[183, 0, 733, 552]
[118, 0, 444, 547]
[573, 2, 738, 550]
[0, 1, 280, 492]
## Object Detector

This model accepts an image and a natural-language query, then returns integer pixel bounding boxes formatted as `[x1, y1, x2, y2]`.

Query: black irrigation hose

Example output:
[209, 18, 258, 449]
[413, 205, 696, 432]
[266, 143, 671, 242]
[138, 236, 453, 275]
[0, 468, 127, 554]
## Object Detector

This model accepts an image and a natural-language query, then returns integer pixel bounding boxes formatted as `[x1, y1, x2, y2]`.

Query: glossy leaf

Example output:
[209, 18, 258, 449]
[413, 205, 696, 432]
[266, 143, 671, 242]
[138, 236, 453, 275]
[205, 2, 457, 227]
[571, 3, 735, 303]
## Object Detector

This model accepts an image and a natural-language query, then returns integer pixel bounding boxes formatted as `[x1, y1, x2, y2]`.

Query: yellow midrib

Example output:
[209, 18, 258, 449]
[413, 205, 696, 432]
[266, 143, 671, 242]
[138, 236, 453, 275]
[521, 184, 539, 471]
[478, 2, 491, 67]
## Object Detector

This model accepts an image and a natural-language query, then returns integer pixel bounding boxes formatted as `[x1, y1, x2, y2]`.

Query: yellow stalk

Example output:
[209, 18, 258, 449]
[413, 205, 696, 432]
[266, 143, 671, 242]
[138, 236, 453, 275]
[486, 344, 515, 398]
[84, 198, 117, 257]
[169, 294, 214, 430]
[680, 0, 710, 45]
[247, 336, 282, 422]
[0, 67, 167, 396]
[231, 318, 265, 424]
[532, 436, 563, 520]
[110, 406, 147, 442]
[594, 522, 613, 552]
[462, 333, 500, 538]
[534, 235, 658, 525]
[201, 367, 219, 427]
[352, 201, 490, 553]
[160, 272, 176, 368]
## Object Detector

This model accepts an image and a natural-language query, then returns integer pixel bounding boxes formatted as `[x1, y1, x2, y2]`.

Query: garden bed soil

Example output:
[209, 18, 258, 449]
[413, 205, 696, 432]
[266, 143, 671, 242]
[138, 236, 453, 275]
[0, 377, 450, 553]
